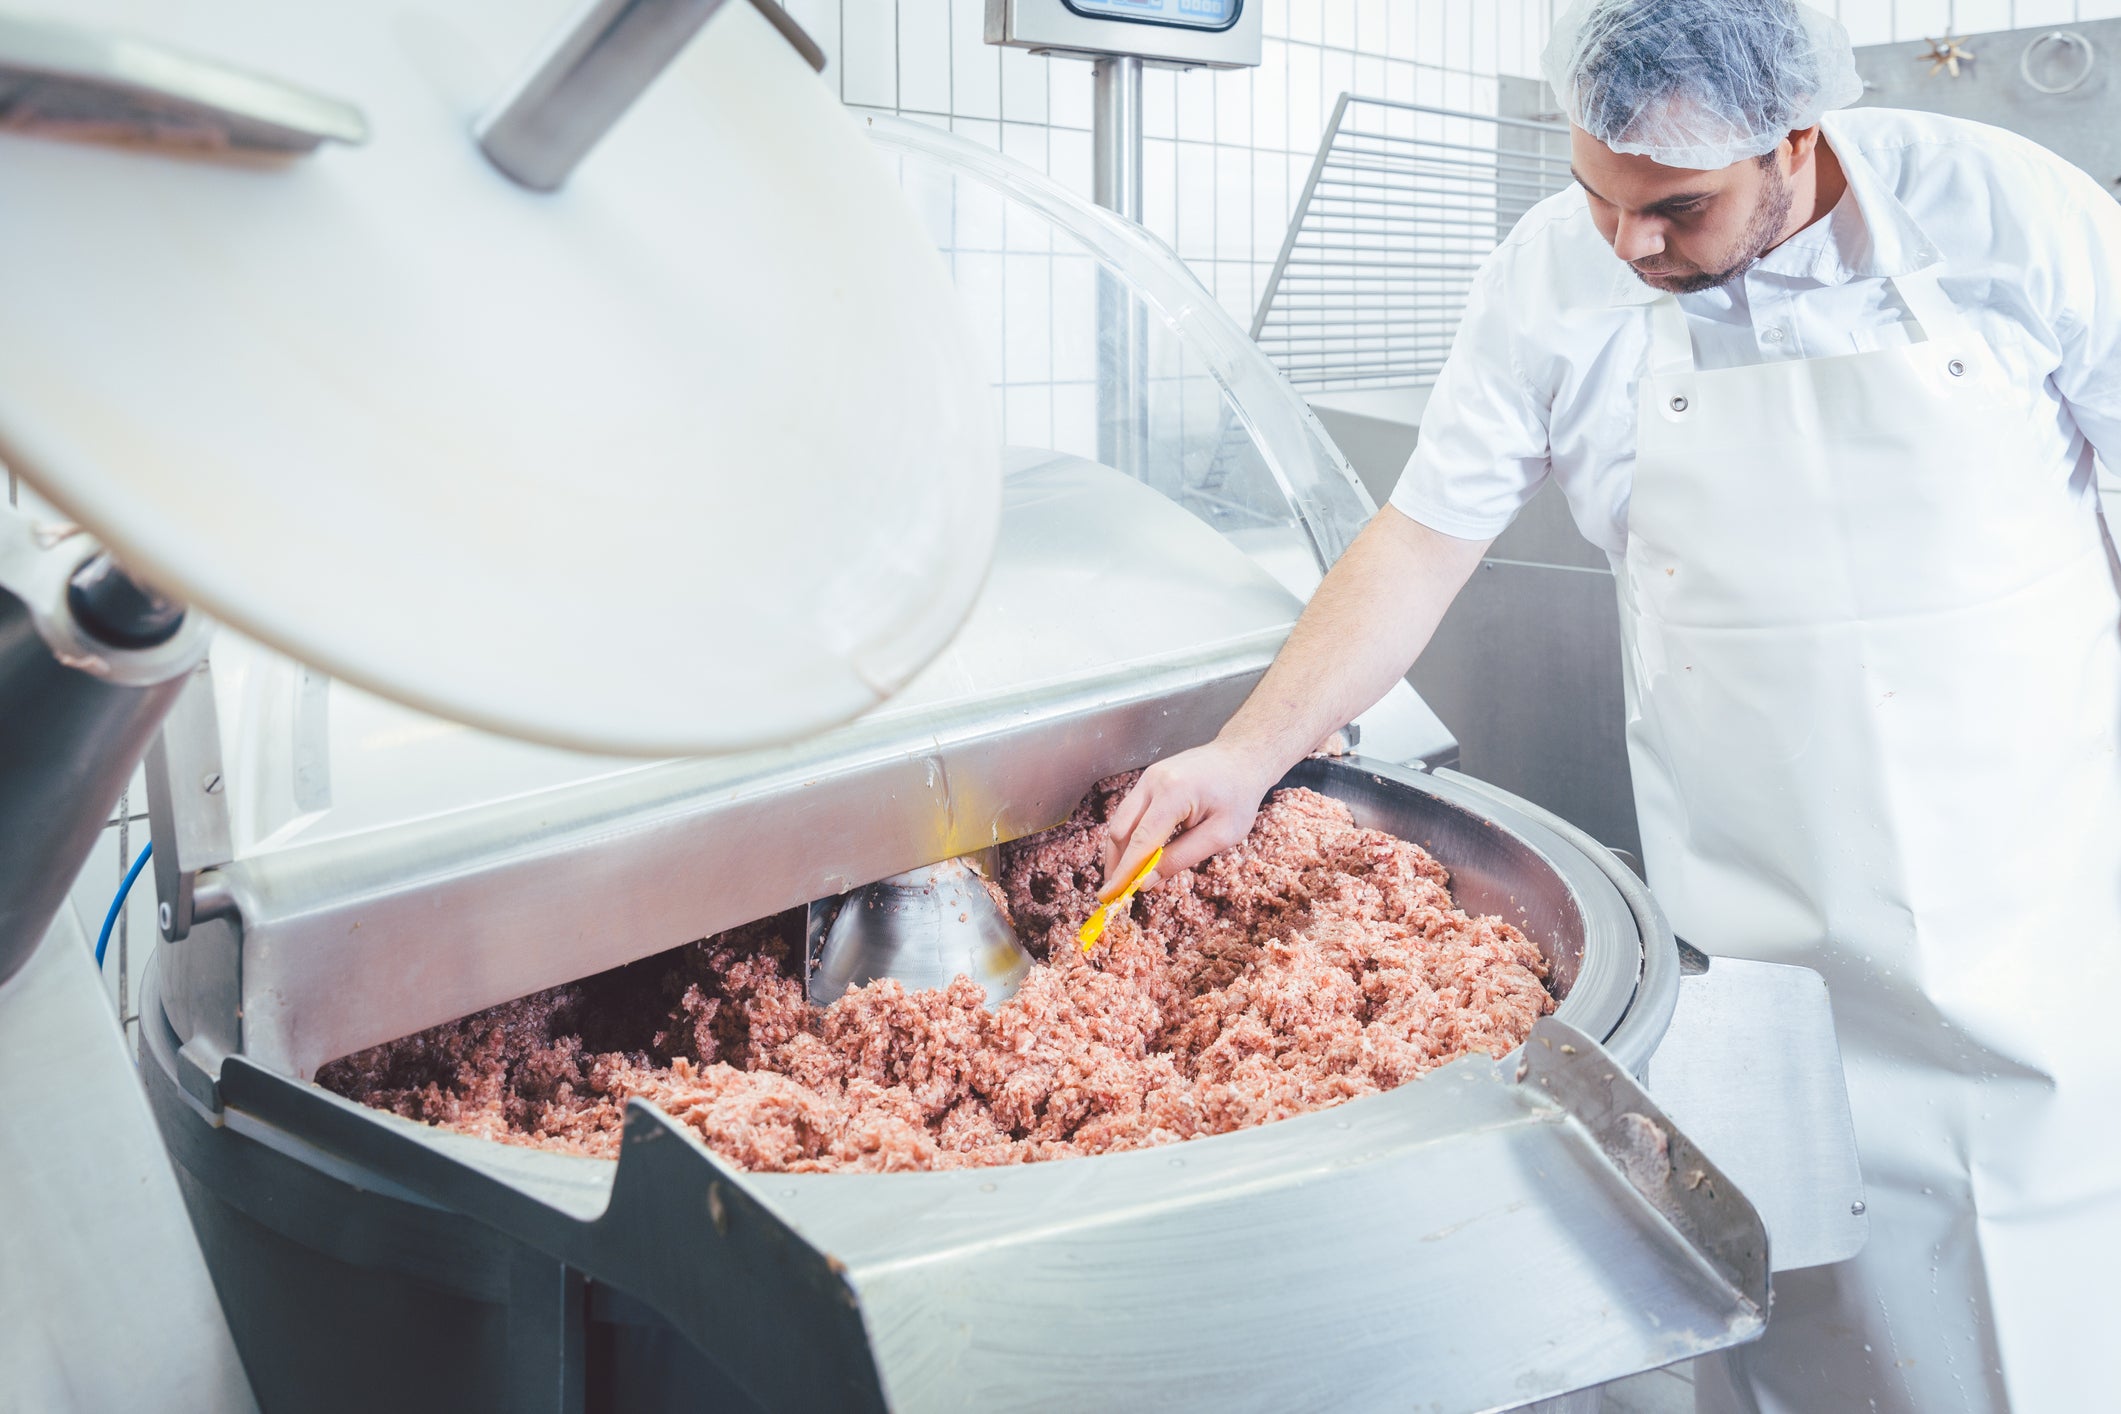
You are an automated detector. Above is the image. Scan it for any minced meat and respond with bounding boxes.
[318,776,1553,1172]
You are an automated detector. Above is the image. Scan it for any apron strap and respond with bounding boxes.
[1646,295,1698,420]
[1646,271,1971,412]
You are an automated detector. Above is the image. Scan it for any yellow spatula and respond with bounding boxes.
[1078,846,1163,951]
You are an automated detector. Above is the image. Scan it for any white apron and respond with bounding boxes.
[1618,268,2121,1414]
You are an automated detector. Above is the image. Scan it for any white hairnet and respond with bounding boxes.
[1541,0,1864,170]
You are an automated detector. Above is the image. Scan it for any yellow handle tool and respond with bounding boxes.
[1079,846,1163,951]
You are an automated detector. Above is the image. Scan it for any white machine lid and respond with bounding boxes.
[0,0,999,755]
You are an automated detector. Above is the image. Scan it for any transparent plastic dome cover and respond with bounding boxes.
[862,114,1375,596]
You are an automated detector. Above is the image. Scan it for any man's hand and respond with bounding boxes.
[1095,506,1491,901]
[1099,740,1282,899]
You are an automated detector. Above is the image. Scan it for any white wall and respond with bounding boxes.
[1851,0,2121,49]
[782,0,2121,332]
[784,0,1564,328]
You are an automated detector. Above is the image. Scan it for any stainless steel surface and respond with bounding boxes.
[1854,17,2121,199]
[193,454,1305,1078]
[1091,54,1151,477]
[1521,1020,1767,1306]
[0,9,365,153]
[0,510,207,985]
[156,955,1767,1414]
[480,0,718,193]
[144,662,232,945]
[1645,958,1868,1273]
[477,0,822,192]
[1253,93,1574,392]
[2,899,254,1409]
[1090,54,1142,220]
[807,858,1031,1008]
[983,0,1262,68]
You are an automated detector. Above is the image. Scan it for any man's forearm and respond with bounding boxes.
[1217,504,1491,772]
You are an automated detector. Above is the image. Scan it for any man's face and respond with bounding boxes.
[1570,127,1792,293]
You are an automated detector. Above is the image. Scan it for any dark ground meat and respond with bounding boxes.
[319,776,1553,1172]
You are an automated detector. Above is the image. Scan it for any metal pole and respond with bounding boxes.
[1091,55,1151,483]
[478,0,734,192]
[477,0,823,192]
[1091,55,1144,220]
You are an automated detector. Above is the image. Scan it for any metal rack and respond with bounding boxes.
[1252,94,1573,392]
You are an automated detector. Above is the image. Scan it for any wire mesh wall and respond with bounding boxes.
[1251,95,1573,393]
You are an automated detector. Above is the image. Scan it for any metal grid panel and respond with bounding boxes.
[1251,94,1573,392]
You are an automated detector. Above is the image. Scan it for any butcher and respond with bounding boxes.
[1101,1,2121,1409]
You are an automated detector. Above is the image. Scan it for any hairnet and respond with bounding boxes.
[1541,0,1864,170]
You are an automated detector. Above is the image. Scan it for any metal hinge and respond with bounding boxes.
[144,662,236,942]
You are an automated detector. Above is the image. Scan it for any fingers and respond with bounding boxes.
[1157,811,1250,879]
[1100,777,1154,877]
[1102,793,1190,902]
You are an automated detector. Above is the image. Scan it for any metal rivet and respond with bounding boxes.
[158,901,173,932]
[1851,1199,1867,1216]
[1669,394,1689,413]
[1947,359,1966,377]
[201,771,223,794]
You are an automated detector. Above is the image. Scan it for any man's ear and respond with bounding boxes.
[1784,125,1824,173]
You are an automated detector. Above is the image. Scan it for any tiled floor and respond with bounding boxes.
[1599,1363,1695,1414]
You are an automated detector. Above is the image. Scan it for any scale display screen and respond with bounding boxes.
[1061,0,1242,31]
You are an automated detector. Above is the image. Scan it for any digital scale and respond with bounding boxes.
[986,0,1258,73]
[986,0,1261,220]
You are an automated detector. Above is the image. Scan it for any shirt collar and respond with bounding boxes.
[1603,110,1944,306]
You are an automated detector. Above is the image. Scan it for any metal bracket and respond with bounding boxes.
[1520,1017,1770,1307]
[145,663,235,943]
[477,0,825,192]
[0,11,366,153]
[175,1031,233,1117]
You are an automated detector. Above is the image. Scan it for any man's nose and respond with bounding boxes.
[1612,213,1665,263]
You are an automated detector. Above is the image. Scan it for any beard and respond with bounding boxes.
[1631,171,1795,294]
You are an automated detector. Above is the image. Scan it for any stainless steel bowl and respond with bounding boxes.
[143,756,1681,1414]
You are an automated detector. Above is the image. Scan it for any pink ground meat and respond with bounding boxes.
[318,776,1554,1172]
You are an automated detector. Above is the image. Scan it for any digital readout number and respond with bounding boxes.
[1068,0,1239,25]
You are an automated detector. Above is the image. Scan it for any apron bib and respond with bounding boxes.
[1620,270,2121,1414]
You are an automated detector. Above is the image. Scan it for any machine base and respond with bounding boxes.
[0,911,253,1412]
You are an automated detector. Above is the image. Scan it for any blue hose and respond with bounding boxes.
[96,840,153,971]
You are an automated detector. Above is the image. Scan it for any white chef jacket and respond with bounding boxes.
[1387,106,2121,558]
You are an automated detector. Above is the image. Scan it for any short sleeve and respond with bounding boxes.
[2048,163,2121,468]
[1386,254,1554,539]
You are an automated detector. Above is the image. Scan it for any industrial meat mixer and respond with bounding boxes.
[134,120,1864,1414]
